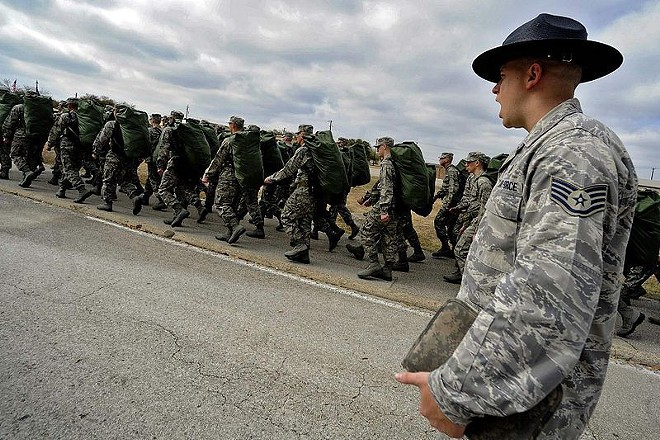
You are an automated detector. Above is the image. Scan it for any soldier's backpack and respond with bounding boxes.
[485,153,509,185]
[625,189,660,267]
[176,119,211,176]
[199,120,221,157]
[114,104,150,159]
[77,99,105,151]
[309,130,350,203]
[23,94,54,142]
[0,91,23,129]
[390,141,435,216]
[260,131,284,177]
[232,129,264,188]
[349,141,371,187]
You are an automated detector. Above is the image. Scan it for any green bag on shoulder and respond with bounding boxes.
[232,130,264,188]
[78,99,105,151]
[260,131,284,176]
[308,130,350,202]
[24,95,54,142]
[390,141,435,216]
[114,105,150,159]
[199,121,221,157]
[176,119,211,176]
[350,141,371,187]
[0,91,23,128]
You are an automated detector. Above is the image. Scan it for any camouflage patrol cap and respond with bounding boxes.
[464,151,488,163]
[439,152,453,160]
[247,124,261,132]
[297,124,313,135]
[374,137,394,148]
[228,116,244,128]
[170,110,184,120]
[283,132,293,139]
[150,113,162,122]
[66,97,78,105]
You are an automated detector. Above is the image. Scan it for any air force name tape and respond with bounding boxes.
[551,177,608,218]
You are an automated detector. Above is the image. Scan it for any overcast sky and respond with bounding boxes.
[2,0,659,178]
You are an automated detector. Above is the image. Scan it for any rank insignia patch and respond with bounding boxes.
[550,177,608,218]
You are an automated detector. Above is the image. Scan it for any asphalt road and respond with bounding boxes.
[1,174,659,439]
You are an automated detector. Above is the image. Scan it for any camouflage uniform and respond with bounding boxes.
[48,107,86,193]
[359,155,398,267]
[433,162,462,249]
[267,141,315,250]
[142,123,163,204]
[453,170,493,272]
[3,104,33,174]
[205,134,243,231]
[429,99,638,438]
[93,120,142,204]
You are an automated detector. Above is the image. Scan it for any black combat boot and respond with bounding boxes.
[55,187,67,198]
[139,193,150,206]
[327,228,345,251]
[97,201,113,212]
[348,221,360,240]
[227,225,246,244]
[152,198,167,211]
[393,250,409,272]
[443,269,462,284]
[432,239,454,259]
[74,188,94,204]
[358,261,391,281]
[169,204,190,228]
[0,168,8,180]
[408,245,426,262]
[285,244,310,263]
[246,224,265,238]
[196,205,209,224]
[18,170,39,188]
[346,242,365,260]
[131,196,143,215]
[310,226,319,240]
[215,227,231,242]
[47,172,60,185]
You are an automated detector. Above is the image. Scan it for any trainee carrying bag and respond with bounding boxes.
[114,105,150,159]
[402,299,563,440]
[77,99,105,151]
[309,130,350,203]
[232,129,264,188]
[390,141,434,216]
[23,95,54,142]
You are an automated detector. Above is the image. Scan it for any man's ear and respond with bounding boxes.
[527,63,542,88]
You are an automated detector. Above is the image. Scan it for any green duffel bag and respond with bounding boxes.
[232,129,264,188]
[260,130,284,176]
[0,91,23,129]
[391,141,434,216]
[308,130,349,202]
[350,141,371,187]
[115,105,150,159]
[199,121,221,157]
[485,153,509,185]
[626,189,660,267]
[176,119,211,176]
[24,95,54,142]
[77,99,104,150]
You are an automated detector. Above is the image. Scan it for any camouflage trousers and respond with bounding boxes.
[329,192,355,227]
[281,185,314,248]
[434,207,459,246]
[0,139,10,172]
[236,187,264,226]
[214,177,242,229]
[454,221,477,272]
[102,151,141,203]
[10,134,35,173]
[395,208,422,252]
[60,142,86,191]
[360,208,399,265]
[618,263,657,322]
[51,144,62,177]
[159,166,201,210]
[259,182,281,219]
[142,158,163,201]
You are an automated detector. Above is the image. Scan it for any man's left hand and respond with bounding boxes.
[395,371,466,438]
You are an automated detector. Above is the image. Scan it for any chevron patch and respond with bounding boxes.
[550,177,608,218]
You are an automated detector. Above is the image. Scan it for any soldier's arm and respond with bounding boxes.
[443,168,461,205]
[92,121,113,158]
[267,146,305,183]
[378,160,395,215]
[204,136,231,178]
[47,114,63,148]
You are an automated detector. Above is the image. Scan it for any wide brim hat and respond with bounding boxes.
[472,13,623,83]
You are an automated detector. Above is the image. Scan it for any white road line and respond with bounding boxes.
[87,216,433,317]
